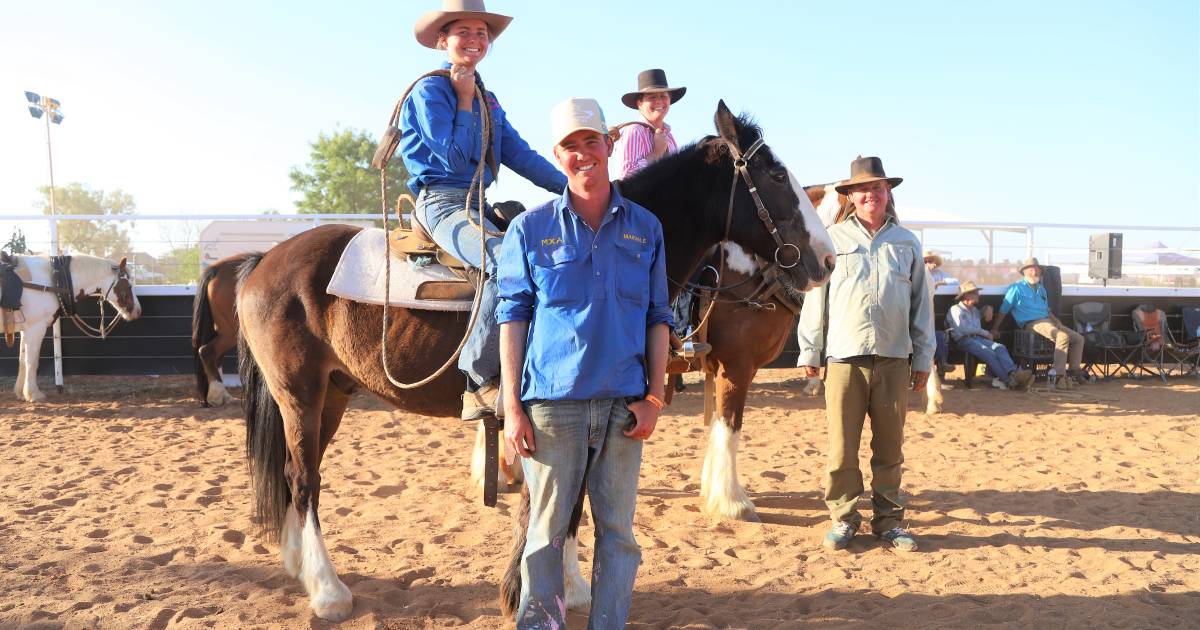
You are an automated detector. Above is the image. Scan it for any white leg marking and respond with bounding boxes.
[206,380,234,406]
[14,335,26,397]
[280,504,303,579]
[926,369,944,414]
[802,377,824,397]
[20,326,47,402]
[562,536,591,611]
[700,420,757,521]
[299,505,352,621]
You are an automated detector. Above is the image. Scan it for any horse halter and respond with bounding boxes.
[724,135,803,269]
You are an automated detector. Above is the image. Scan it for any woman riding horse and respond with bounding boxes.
[401,0,567,421]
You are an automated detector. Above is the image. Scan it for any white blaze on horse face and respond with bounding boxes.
[787,171,836,284]
[721,243,759,275]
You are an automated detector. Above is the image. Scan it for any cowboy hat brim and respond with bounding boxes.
[834,175,903,194]
[414,9,513,49]
[621,86,687,109]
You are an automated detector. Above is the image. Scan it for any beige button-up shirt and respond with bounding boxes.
[796,215,936,372]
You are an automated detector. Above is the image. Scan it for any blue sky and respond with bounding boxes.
[2,1,1197,256]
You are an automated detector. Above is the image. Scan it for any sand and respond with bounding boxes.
[1,370,1197,629]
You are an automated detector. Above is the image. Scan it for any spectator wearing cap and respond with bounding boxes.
[613,69,686,178]
[496,97,672,628]
[946,281,1032,390]
[991,257,1086,389]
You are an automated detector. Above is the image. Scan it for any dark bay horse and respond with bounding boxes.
[235,101,835,621]
[192,253,254,407]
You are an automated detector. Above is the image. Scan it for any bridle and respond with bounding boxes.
[36,257,131,339]
[724,135,803,270]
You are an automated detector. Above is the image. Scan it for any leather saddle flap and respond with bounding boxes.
[388,224,467,270]
[415,280,475,302]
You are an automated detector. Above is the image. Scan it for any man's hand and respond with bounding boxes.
[449,63,477,109]
[503,406,535,465]
[911,370,930,392]
[623,400,660,440]
[804,366,821,379]
[981,305,994,321]
[982,330,993,340]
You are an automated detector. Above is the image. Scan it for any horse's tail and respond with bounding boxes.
[191,262,221,406]
[237,253,289,541]
[499,484,531,618]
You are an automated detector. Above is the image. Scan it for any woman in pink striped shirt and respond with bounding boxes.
[614,68,686,179]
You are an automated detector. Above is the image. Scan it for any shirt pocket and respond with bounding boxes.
[614,238,653,305]
[881,243,915,283]
[833,244,866,283]
[530,245,584,306]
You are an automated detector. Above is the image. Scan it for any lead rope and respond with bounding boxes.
[378,70,497,389]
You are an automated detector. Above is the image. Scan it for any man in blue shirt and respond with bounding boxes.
[496,97,671,629]
[991,257,1086,389]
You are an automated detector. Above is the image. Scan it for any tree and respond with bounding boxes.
[39,183,135,259]
[4,228,29,254]
[158,243,200,285]
[289,128,410,215]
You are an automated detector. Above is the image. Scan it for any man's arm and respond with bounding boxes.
[909,257,936,376]
[500,321,534,459]
[992,283,1018,335]
[796,283,827,371]
[625,323,668,440]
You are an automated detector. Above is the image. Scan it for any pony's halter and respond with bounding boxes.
[724,135,802,269]
[77,263,130,340]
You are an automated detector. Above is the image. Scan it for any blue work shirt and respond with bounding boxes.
[999,279,1050,326]
[399,63,567,195]
[496,185,673,402]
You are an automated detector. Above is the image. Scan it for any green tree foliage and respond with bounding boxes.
[157,243,200,285]
[289,128,410,215]
[4,229,29,254]
[39,183,135,259]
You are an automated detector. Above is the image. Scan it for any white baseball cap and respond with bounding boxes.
[550,97,608,146]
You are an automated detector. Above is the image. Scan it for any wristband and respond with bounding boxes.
[644,394,665,410]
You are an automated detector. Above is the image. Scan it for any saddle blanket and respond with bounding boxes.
[326,228,472,312]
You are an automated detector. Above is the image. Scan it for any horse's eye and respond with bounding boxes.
[771,171,788,184]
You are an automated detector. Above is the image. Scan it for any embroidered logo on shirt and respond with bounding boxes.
[487,95,500,110]
[540,237,564,247]
[622,233,647,245]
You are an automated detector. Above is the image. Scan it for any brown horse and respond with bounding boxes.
[234,102,834,621]
[192,253,254,407]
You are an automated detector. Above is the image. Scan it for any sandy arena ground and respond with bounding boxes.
[1,369,1197,629]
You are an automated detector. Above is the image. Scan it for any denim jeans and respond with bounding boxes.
[414,186,503,386]
[934,330,950,365]
[956,335,1016,380]
[518,398,644,630]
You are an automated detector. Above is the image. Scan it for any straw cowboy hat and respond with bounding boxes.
[621,69,687,109]
[1019,257,1041,273]
[414,0,513,49]
[834,156,904,194]
[955,280,982,301]
[550,97,608,146]
[922,250,944,268]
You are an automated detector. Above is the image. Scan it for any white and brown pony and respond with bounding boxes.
[5,254,141,402]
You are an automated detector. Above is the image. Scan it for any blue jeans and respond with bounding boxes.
[414,186,503,386]
[956,336,1016,380]
[935,330,949,365]
[518,398,644,630]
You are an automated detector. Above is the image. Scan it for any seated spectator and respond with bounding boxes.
[990,257,1086,390]
[947,281,1033,390]
[924,251,959,288]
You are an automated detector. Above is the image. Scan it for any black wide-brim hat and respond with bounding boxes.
[621,69,686,109]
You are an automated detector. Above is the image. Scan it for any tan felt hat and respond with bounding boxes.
[414,0,512,49]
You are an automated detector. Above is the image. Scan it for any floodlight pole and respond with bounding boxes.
[40,98,65,392]
[44,112,58,218]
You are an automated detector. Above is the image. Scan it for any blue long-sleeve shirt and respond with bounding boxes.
[399,63,567,195]
[496,185,673,402]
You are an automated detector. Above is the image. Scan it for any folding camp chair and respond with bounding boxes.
[1071,301,1140,379]
[1130,305,1168,382]
[1162,308,1200,377]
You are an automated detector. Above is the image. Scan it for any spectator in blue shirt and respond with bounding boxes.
[946,281,1032,390]
[991,257,1086,389]
[402,1,568,420]
[496,97,671,629]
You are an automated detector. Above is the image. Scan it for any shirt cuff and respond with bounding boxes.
[797,348,822,368]
[496,302,531,324]
[646,307,673,329]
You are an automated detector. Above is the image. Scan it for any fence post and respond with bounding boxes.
[49,218,64,392]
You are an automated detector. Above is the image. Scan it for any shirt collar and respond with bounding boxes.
[849,213,895,238]
[555,183,627,219]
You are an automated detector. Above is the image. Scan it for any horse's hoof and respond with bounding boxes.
[310,583,353,621]
[926,404,942,415]
[27,392,46,403]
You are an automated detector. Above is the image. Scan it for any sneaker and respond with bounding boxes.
[462,380,500,421]
[1010,369,1033,388]
[1068,369,1089,385]
[991,378,1008,390]
[822,519,860,551]
[877,526,918,552]
[1054,375,1074,391]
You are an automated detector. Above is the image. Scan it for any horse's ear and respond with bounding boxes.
[118,257,127,271]
[714,100,738,145]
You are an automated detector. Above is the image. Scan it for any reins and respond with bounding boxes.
[375,69,498,389]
